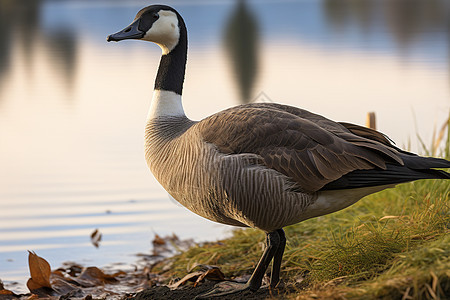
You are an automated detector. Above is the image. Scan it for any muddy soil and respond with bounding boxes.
[130,281,293,300]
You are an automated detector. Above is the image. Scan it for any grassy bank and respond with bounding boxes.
[155,180,448,299]
[154,129,450,299]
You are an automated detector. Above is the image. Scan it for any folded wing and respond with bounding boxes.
[198,103,418,193]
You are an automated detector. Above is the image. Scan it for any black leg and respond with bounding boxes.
[247,230,281,291]
[195,230,282,299]
[270,228,286,288]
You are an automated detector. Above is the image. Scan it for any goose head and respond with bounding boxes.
[107,5,184,55]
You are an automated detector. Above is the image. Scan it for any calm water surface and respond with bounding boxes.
[1,0,449,292]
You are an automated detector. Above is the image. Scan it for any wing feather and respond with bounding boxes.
[197,103,404,193]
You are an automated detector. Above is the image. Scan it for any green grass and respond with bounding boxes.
[154,125,450,299]
[156,180,448,299]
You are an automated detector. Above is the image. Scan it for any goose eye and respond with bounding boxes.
[152,13,159,20]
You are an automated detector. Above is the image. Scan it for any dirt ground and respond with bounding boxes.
[130,281,293,300]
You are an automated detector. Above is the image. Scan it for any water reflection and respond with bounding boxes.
[44,27,78,92]
[385,0,447,47]
[0,0,41,91]
[323,0,374,32]
[0,0,77,96]
[223,0,260,104]
[0,0,449,292]
[324,0,449,49]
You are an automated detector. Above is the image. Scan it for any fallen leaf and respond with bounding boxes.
[169,271,204,289]
[61,262,83,277]
[26,285,58,298]
[170,266,226,289]
[152,234,166,246]
[0,288,16,295]
[194,268,225,287]
[0,280,15,296]
[111,271,127,277]
[75,267,119,287]
[26,278,42,292]
[27,251,52,289]
[51,278,83,297]
[90,229,102,248]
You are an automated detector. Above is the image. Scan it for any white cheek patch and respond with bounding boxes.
[143,10,180,55]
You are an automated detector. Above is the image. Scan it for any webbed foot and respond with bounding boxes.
[195,229,287,299]
[194,281,250,299]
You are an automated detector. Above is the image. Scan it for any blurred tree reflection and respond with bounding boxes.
[0,0,42,94]
[384,0,447,47]
[323,0,449,85]
[224,0,260,104]
[0,1,12,88]
[323,0,448,48]
[0,0,77,98]
[45,27,78,92]
[324,0,376,32]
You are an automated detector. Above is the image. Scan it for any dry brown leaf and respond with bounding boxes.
[27,251,52,289]
[170,266,226,289]
[111,271,127,277]
[169,271,204,289]
[25,284,57,298]
[26,278,42,292]
[51,277,83,297]
[90,229,102,248]
[61,263,83,277]
[194,268,225,287]
[0,280,16,296]
[152,234,166,246]
[0,288,15,295]
[76,267,119,287]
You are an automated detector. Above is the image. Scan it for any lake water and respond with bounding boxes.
[1,0,449,293]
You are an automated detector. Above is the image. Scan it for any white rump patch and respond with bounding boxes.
[302,185,394,220]
[143,10,180,54]
[147,89,185,120]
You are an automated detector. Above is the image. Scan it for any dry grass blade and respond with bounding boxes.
[378,216,401,221]
[432,116,449,156]
[425,283,437,300]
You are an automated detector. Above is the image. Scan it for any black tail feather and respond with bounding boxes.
[401,154,450,170]
[322,155,450,191]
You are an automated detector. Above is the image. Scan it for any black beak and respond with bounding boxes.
[107,19,145,42]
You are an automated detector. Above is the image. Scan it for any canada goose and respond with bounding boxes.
[107,5,450,298]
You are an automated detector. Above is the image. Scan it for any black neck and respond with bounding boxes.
[154,19,187,95]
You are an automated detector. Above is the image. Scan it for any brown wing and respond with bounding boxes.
[338,122,394,147]
[197,104,404,193]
